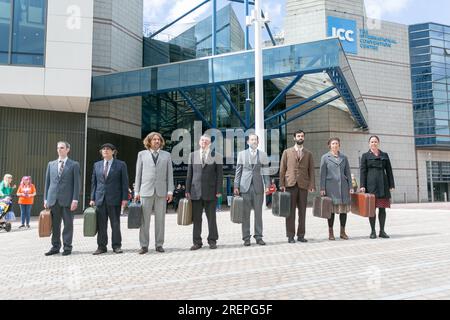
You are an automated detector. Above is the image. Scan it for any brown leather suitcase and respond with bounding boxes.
[312,196,333,219]
[351,193,376,217]
[177,198,192,226]
[38,209,52,237]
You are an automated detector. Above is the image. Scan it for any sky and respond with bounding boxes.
[143,0,450,41]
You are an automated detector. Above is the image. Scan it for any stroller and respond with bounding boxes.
[0,197,14,232]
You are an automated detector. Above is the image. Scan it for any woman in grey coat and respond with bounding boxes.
[320,137,353,240]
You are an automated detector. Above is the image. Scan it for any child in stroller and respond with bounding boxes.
[0,196,14,232]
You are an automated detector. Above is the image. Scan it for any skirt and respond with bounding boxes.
[331,204,351,214]
[375,198,391,208]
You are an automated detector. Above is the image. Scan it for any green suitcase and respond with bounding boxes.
[83,206,97,237]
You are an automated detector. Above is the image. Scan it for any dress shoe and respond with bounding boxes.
[209,243,217,249]
[113,248,123,254]
[379,231,390,239]
[288,237,296,244]
[190,244,202,251]
[243,239,251,246]
[62,250,71,256]
[370,231,377,239]
[138,247,148,254]
[297,237,308,243]
[256,239,266,246]
[93,249,107,255]
[155,246,165,253]
[44,249,59,256]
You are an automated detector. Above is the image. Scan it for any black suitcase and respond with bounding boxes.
[128,202,143,229]
[272,191,291,218]
[230,196,244,224]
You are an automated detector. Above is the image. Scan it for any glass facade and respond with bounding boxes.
[409,23,450,147]
[0,0,47,66]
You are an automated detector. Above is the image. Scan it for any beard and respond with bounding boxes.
[295,140,304,145]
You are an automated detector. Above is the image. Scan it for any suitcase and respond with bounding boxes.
[230,196,244,224]
[272,192,291,218]
[128,202,143,229]
[38,209,52,237]
[83,206,97,237]
[312,196,333,219]
[177,198,193,226]
[351,193,376,217]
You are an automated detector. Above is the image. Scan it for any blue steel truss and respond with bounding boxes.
[92,38,369,130]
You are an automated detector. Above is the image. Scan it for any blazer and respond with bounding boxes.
[91,159,129,206]
[320,152,352,205]
[279,146,315,190]
[360,150,395,199]
[135,149,174,198]
[44,158,81,207]
[186,150,223,201]
[234,149,270,194]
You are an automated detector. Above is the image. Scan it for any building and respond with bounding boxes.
[1,0,449,216]
[409,22,450,201]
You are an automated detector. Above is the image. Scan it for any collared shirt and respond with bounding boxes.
[58,157,68,175]
[294,145,304,152]
[103,158,114,177]
[150,148,160,155]
[200,147,210,163]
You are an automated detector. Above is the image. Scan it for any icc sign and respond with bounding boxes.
[327,16,358,54]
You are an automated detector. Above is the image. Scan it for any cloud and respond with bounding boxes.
[365,0,411,19]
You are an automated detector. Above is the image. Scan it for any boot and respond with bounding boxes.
[340,227,349,240]
[328,228,335,241]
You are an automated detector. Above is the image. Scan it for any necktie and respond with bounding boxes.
[202,151,206,167]
[103,161,109,178]
[58,160,64,177]
[152,152,158,165]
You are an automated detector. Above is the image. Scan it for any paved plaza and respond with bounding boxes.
[1,203,449,300]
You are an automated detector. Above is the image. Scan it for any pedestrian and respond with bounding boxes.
[279,130,315,243]
[135,132,174,254]
[319,138,353,241]
[360,135,395,239]
[186,135,223,250]
[17,176,37,229]
[234,133,270,246]
[90,143,129,255]
[43,141,81,256]
[0,174,16,198]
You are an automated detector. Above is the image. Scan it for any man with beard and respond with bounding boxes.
[279,130,315,243]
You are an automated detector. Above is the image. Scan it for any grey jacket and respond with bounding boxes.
[135,149,174,198]
[44,158,81,207]
[234,149,270,194]
[320,152,352,205]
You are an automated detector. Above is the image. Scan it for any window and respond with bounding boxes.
[0,0,11,64]
[0,0,46,66]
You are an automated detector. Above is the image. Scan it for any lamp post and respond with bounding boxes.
[247,0,266,152]
[428,152,434,202]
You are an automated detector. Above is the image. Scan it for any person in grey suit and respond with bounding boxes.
[90,143,129,255]
[234,134,270,246]
[44,141,81,256]
[135,132,174,254]
[186,135,223,250]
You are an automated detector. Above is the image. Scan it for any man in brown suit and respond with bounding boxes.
[279,130,315,243]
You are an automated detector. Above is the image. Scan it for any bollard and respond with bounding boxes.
[445,192,448,203]
[404,192,407,204]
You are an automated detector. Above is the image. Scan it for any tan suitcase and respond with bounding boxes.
[312,196,333,219]
[177,198,192,226]
[38,209,52,237]
[351,193,376,217]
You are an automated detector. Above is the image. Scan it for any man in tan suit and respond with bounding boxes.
[279,130,315,243]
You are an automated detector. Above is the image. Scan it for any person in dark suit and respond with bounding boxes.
[360,135,395,239]
[279,130,315,243]
[44,141,81,256]
[186,135,223,250]
[90,143,129,255]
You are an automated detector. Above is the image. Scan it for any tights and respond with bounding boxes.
[327,213,347,228]
[369,208,386,231]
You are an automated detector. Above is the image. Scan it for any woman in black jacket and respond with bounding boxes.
[360,136,395,239]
